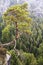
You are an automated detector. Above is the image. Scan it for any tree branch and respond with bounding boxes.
[0,39,16,49]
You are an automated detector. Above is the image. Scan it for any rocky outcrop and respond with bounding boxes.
[3,54,11,65]
[0,48,11,65]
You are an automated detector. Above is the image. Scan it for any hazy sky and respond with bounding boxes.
[0,0,43,14]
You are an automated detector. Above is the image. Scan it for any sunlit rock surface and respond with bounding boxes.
[4,54,11,65]
[1,54,11,65]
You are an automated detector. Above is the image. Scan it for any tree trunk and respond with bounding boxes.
[14,22,18,49]
[15,22,18,40]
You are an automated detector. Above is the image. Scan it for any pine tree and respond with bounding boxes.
[3,3,32,49]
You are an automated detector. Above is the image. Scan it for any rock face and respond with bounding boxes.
[3,54,11,65]
[0,48,11,65]
[0,48,6,65]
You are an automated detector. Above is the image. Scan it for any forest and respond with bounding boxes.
[0,1,43,65]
